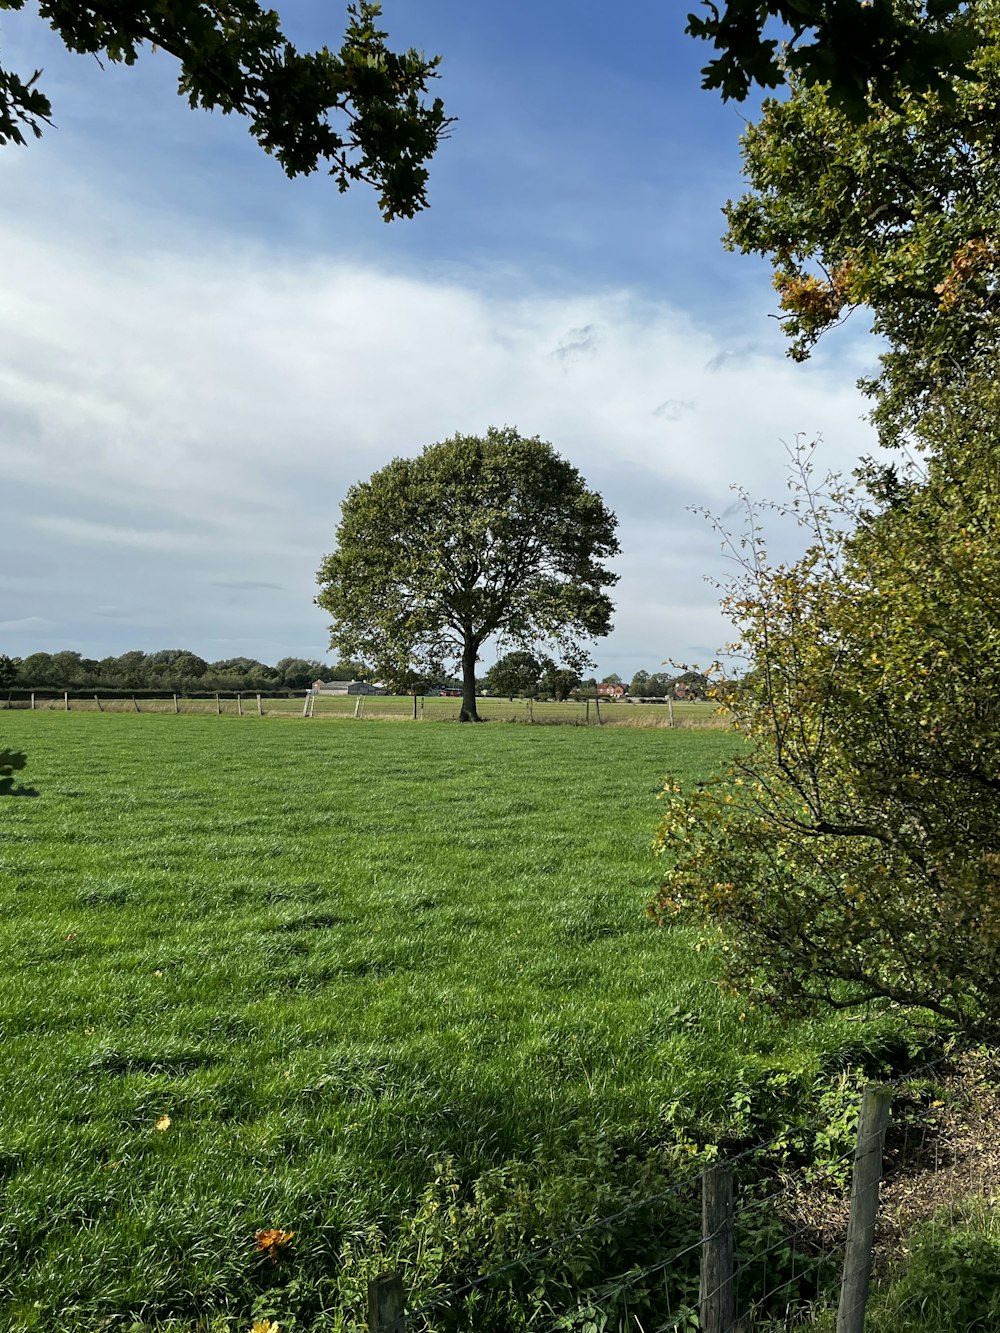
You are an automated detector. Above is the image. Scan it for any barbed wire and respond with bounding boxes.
[406,1044,961,1325]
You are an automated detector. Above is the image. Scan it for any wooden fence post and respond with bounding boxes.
[257,693,263,716]
[95,696,103,712]
[237,693,243,717]
[595,697,602,726]
[132,695,141,713]
[700,1162,736,1333]
[368,1271,405,1332]
[30,693,34,711]
[174,694,179,714]
[667,696,675,727]
[413,693,418,720]
[837,1085,893,1333]
[64,692,70,711]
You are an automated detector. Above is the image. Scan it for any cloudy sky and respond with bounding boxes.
[0,1,884,677]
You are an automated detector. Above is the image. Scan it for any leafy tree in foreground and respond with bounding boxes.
[1,1,449,220]
[649,400,1000,1039]
[725,3,1000,446]
[315,427,620,722]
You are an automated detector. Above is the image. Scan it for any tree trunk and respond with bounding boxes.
[459,638,481,722]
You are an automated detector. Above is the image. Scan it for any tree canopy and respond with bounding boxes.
[689,0,981,115]
[0,0,449,219]
[650,407,1000,1037]
[725,0,1000,445]
[483,650,544,698]
[315,427,620,722]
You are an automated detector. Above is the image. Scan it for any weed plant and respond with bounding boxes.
[0,715,907,1331]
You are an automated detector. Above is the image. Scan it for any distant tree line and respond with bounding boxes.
[1,648,712,701]
[0,650,371,694]
[481,654,709,701]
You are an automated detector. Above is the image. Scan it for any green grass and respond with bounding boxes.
[0,715,905,1332]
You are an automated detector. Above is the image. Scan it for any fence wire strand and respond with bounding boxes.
[403,1044,962,1328]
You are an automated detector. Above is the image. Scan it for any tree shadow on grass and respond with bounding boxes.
[0,750,38,797]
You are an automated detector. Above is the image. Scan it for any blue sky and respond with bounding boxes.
[0,2,882,678]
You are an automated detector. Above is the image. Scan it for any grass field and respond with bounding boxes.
[0,715,905,1331]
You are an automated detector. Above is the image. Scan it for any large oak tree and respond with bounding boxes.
[315,427,620,722]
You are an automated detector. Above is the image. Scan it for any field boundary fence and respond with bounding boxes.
[366,1051,993,1333]
[3,690,722,727]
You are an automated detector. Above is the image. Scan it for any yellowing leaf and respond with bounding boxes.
[255,1228,295,1262]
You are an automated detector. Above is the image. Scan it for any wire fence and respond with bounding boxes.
[4,691,723,727]
[365,1049,995,1333]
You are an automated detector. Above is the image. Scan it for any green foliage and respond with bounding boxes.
[0,653,19,689]
[539,656,583,701]
[484,650,544,697]
[725,2,1000,445]
[650,398,1000,1037]
[0,1,449,219]
[688,0,981,113]
[315,426,620,722]
[812,1203,1000,1332]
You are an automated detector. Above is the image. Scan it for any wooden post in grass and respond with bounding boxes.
[354,695,362,719]
[594,697,602,725]
[257,693,263,716]
[132,695,140,713]
[667,696,674,727]
[413,693,418,720]
[30,693,34,711]
[368,1272,405,1332]
[95,695,103,712]
[837,1085,892,1333]
[700,1162,736,1333]
[64,691,69,711]
[585,699,590,725]
[216,694,221,715]
[173,694,179,714]
[237,693,243,717]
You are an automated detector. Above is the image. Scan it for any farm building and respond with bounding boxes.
[596,682,626,698]
[311,680,388,696]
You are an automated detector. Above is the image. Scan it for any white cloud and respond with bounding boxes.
[0,198,882,671]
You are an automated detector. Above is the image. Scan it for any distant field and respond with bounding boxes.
[0,715,903,1331]
[10,693,722,727]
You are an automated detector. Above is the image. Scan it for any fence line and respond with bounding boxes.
[368,1051,968,1333]
[2,691,723,727]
